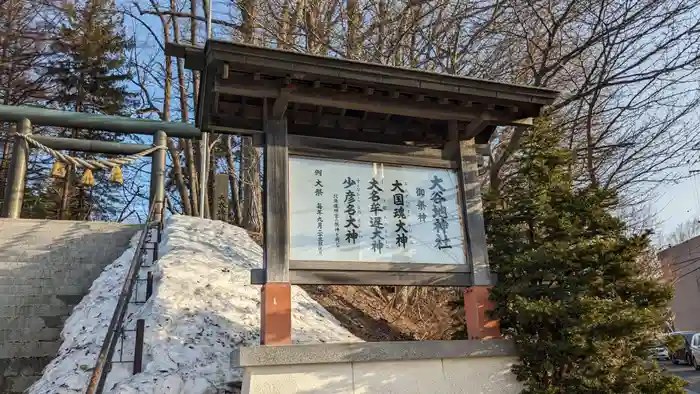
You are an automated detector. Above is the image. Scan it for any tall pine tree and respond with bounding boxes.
[45,0,133,220]
[483,118,685,393]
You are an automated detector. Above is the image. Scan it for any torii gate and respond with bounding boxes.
[0,105,201,221]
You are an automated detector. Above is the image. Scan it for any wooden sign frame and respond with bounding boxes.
[169,39,557,343]
[250,121,490,287]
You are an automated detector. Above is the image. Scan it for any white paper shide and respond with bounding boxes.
[289,157,466,265]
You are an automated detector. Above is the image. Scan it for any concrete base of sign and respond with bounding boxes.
[231,339,522,394]
[464,286,501,339]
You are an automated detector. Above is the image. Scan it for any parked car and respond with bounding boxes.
[691,333,700,370]
[670,331,699,365]
[648,344,671,361]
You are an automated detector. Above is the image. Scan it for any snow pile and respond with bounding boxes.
[28,215,360,394]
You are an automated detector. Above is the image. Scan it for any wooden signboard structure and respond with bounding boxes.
[167,40,558,344]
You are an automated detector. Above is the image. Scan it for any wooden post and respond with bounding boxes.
[458,138,490,286]
[462,286,500,339]
[260,100,291,345]
[453,122,500,339]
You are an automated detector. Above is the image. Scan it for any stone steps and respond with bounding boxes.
[0,219,138,393]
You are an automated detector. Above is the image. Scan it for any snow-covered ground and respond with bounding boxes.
[27,215,360,394]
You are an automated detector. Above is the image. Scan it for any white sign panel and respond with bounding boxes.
[289,156,466,265]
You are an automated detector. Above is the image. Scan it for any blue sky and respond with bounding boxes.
[654,173,698,239]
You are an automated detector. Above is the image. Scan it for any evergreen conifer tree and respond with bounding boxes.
[483,118,685,393]
[45,0,133,220]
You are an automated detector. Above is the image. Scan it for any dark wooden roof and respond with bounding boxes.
[166,41,559,146]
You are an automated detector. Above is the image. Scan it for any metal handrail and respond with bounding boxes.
[85,202,163,394]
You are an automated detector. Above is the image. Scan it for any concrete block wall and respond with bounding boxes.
[0,219,138,393]
[658,237,700,331]
[234,339,522,394]
[243,356,521,394]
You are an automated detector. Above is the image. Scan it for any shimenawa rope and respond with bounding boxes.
[11,133,164,170]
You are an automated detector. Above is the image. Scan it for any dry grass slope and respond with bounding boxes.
[303,285,463,341]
